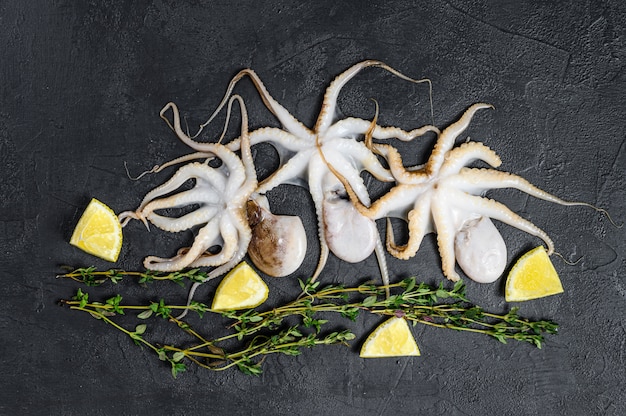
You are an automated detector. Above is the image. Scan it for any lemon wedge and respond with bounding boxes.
[70,198,123,262]
[505,246,563,302]
[211,262,269,311]
[360,316,421,358]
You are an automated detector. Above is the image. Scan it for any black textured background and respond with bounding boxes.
[2,1,625,415]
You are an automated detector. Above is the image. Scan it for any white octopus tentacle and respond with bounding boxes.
[370,184,428,220]
[445,188,555,254]
[373,234,391,297]
[316,61,380,134]
[129,151,217,179]
[430,190,462,282]
[324,138,395,183]
[326,118,439,143]
[425,103,493,175]
[438,142,502,177]
[374,143,430,184]
[140,163,227,209]
[215,151,248,194]
[174,95,257,320]
[183,203,253,313]
[138,184,220,216]
[203,207,252,276]
[370,106,495,185]
[308,155,330,282]
[334,172,427,221]
[225,127,312,153]
[143,216,222,271]
[386,193,432,260]
[234,102,260,201]
[322,150,372,205]
[160,69,314,148]
[315,60,432,134]
[214,69,314,138]
[187,216,238,268]
[118,163,226,229]
[147,204,220,233]
[256,148,314,194]
[444,168,596,211]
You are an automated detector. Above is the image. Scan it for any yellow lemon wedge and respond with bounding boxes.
[70,198,123,262]
[505,246,564,302]
[211,262,269,311]
[360,316,421,358]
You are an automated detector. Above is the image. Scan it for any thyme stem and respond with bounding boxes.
[59,272,558,377]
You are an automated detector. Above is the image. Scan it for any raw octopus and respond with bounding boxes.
[159,60,436,289]
[121,60,609,290]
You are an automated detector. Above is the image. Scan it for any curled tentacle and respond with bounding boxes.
[160,69,313,148]
[143,216,222,271]
[385,195,431,260]
[424,103,493,175]
[315,60,433,133]
[438,142,502,177]
[117,162,226,235]
[136,162,227,212]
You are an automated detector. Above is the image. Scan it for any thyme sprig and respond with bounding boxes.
[223,278,557,348]
[57,266,209,287]
[61,288,354,376]
[60,275,558,377]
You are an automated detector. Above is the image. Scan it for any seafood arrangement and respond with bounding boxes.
[118,59,605,292]
[60,59,618,376]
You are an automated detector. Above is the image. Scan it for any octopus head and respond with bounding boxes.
[454,216,507,283]
[246,196,307,277]
[322,172,378,263]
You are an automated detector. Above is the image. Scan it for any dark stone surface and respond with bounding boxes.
[1,1,625,415]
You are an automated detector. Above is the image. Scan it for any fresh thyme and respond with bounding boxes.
[59,272,558,377]
[57,266,209,287]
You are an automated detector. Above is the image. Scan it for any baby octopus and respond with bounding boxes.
[161,60,438,285]
[118,96,256,282]
[337,103,604,283]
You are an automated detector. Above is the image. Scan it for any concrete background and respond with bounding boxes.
[1,1,625,415]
